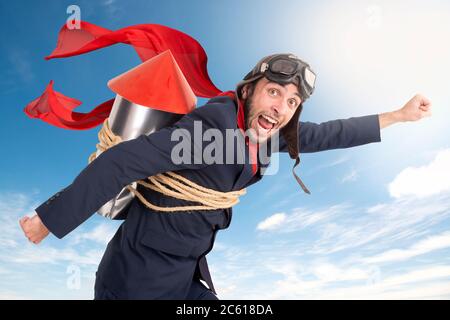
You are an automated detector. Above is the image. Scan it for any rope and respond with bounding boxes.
[88,118,246,212]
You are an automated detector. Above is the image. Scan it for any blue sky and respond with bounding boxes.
[1,0,450,299]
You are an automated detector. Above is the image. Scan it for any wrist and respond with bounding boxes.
[390,110,404,122]
[35,213,49,233]
[379,110,402,129]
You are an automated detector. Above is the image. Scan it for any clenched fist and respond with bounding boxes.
[379,94,432,129]
[398,94,432,122]
[19,214,49,244]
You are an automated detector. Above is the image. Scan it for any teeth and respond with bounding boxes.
[262,114,278,125]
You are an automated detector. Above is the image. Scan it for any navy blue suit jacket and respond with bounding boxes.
[36,95,381,299]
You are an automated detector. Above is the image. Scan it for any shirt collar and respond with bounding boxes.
[217,90,246,131]
[216,91,259,175]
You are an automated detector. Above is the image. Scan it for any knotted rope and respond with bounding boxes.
[88,119,246,212]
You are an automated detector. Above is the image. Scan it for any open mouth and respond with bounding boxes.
[257,114,278,133]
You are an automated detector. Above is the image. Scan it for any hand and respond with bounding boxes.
[379,94,432,129]
[19,214,50,244]
[397,94,432,122]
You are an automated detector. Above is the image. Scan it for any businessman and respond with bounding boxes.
[19,53,432,299]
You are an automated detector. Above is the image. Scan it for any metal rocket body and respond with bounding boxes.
[95,50,197,219]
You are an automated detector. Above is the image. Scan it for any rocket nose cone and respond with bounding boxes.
[108,50,196,114]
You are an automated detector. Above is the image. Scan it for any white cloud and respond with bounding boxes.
[389,149,450,198]
[72,223,117,245]
[311,263,370,282]
[366,203,387,213]
[7,48,35,83]
[0,191,110,299]
[210,189,450,299]
[101,0,121,18]
[256,213,286,231]
[311,265,450,300]
[383,265,450,287]
[209,239,450,299]
[256,204,349,233]
[363,231,450,264]
[325,155,350,168]
[256,193,450,254]
[0,191,108,265]
[307,155,350,175]
[309,194,450,255]
[341,169,359,183]
[0,192,39,248]
[7,246,104,266]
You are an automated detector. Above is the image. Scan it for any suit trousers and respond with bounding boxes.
[94,276,218,300]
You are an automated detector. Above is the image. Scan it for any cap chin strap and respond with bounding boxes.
[280,103,311,195]
[292,157,311,194]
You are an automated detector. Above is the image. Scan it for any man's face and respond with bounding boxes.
[242,77,302,143]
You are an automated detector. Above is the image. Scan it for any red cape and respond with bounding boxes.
[24,21,223,130]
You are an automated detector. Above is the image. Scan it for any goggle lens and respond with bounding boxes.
[304,67,316,89]
[270,59,298,75]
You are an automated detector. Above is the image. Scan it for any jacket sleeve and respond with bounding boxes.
[278,114,381,153]
[35,110,212,239]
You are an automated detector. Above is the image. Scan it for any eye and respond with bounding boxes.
[288,98,299,108]
[268,88,280,96]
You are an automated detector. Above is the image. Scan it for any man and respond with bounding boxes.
[19,53,432,299]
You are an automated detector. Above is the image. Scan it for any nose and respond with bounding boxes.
[271,99,289,116]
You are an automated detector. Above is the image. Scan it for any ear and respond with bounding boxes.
[241,84,250,99]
